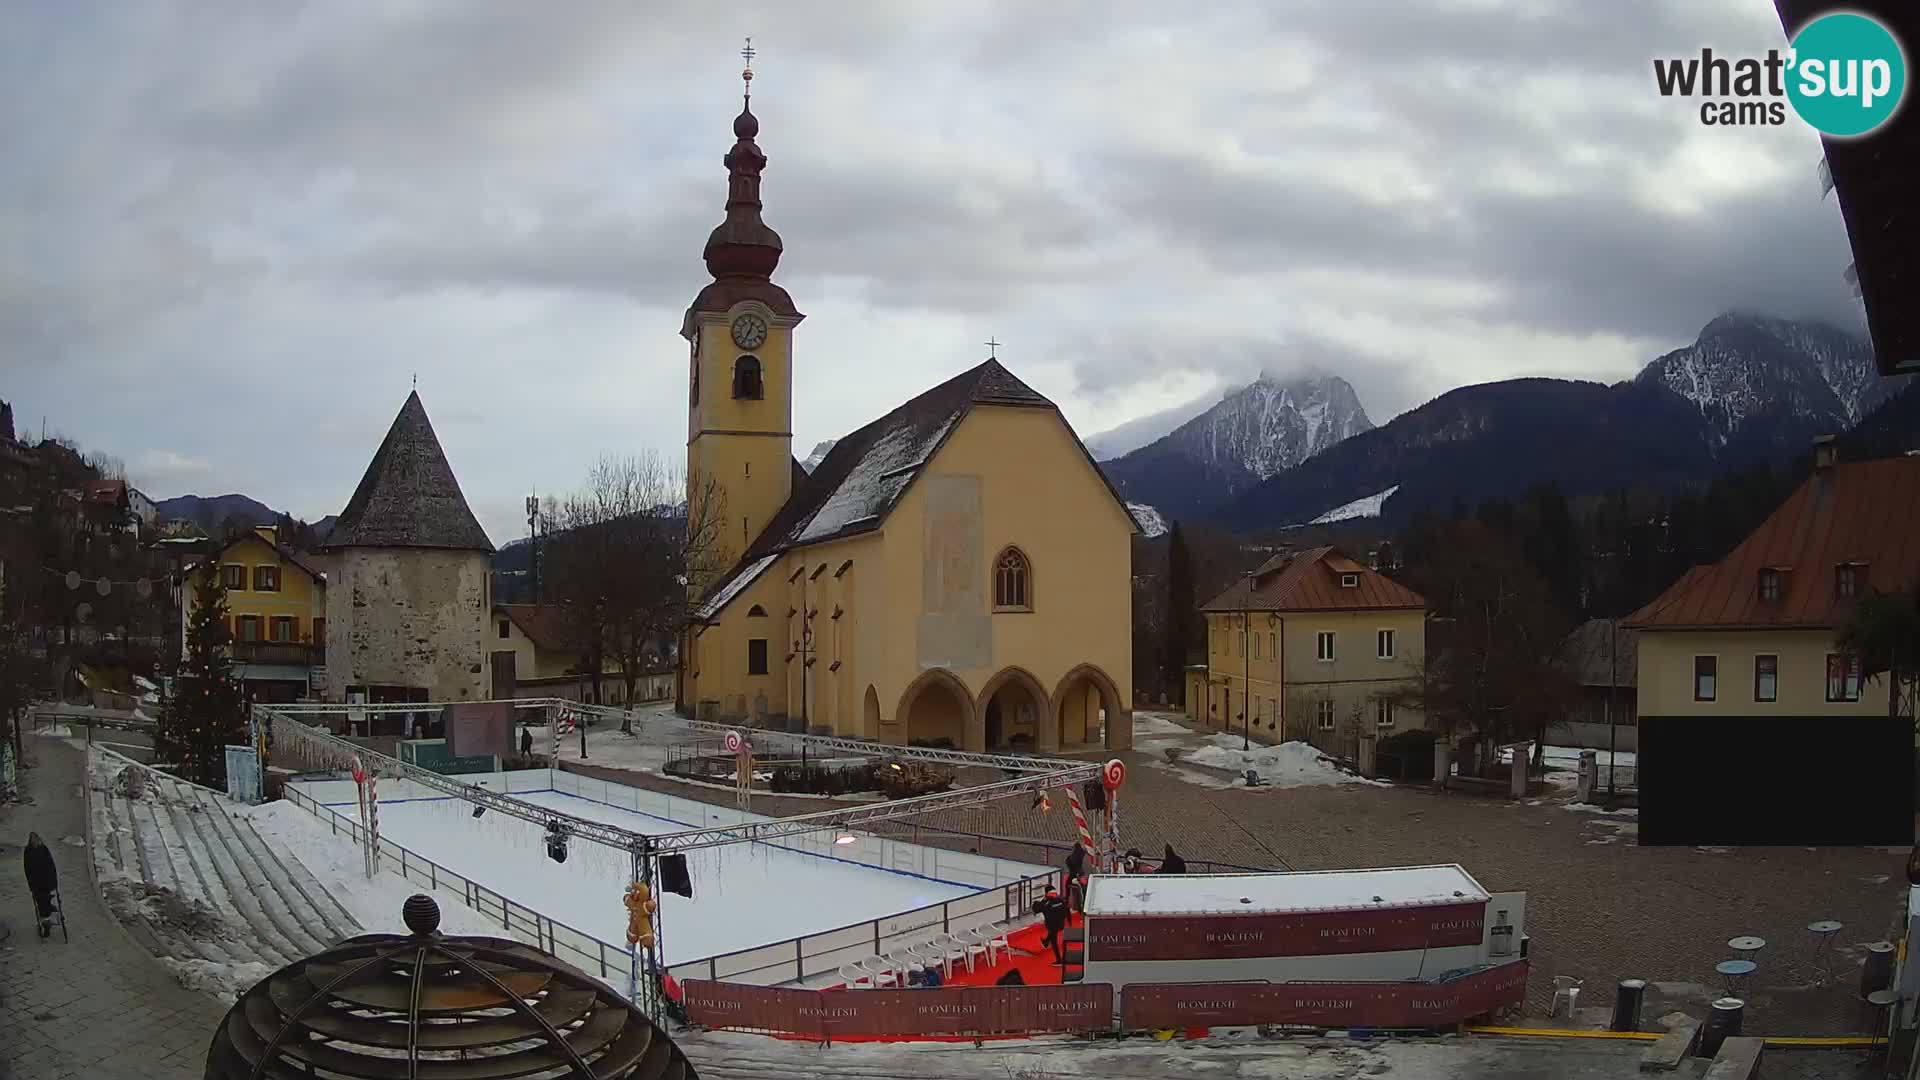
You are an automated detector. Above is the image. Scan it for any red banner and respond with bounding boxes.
[1120,960,1529,1031]
[1086,902,1486,962]
[682,981,1112,1037]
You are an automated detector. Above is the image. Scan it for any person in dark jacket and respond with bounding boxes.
[520,724,534,758]
[1033,888,1072,964]
[23,832,58,938]
[1158,844,1188,874]
[1063,842,1087,910]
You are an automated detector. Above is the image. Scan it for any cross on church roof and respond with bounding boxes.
[741,36,755,96]
[985,337,1001,359]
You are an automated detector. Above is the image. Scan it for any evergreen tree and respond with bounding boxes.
[1163,521,1194,704]
[156,571,245,785]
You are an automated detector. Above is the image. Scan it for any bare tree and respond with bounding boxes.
[545,455,730,731]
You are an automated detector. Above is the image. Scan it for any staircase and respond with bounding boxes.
[90,750,362,972]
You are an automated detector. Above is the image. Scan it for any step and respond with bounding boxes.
[228,805,362,945]
[1641,1018,1702,1072]
[1702,1037,1763,1080]
[187,785,332,956]
[174,783,315,962]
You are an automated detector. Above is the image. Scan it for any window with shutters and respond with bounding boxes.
[254,565,280,592]
[269,616,296,643]
[221,564,245,590]
[238,615,261,643]
[1693,655,1717,701]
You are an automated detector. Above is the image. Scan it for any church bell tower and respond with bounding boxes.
[683,40,804,575]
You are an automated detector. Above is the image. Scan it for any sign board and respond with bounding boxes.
[443,702,512,758]
[1120,960,1529,1030]
[225,745,261,804]
[683,982,1113,1038]
[399,739,499,776]
[1086,902,1487,962]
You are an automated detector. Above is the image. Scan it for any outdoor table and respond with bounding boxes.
[1808,920,1843,982]
[1866,989,1899,1053]
[1727,936,1765,960]
[1714,959,1757,996]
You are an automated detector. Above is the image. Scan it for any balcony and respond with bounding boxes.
[229,641,323,667]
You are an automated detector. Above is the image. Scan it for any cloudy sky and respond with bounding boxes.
[1,0,1864,544]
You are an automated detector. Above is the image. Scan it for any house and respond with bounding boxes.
[320,392,495,720]
[1555,617,1638,736]
[1191,547,1428,752]
[489,603,674,705]
[1625,439,1916,722]
[182,525,327,702]
[677,78,1135,751]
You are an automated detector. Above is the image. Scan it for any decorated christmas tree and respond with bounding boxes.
[156,570,245,786]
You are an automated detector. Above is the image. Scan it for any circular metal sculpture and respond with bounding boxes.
[205,894,697,1079]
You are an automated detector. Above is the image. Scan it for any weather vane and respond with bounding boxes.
[741,36,755,98]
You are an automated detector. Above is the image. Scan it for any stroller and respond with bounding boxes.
[34,888,68,943]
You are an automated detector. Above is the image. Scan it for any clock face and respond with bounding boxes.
[731,313,769,350]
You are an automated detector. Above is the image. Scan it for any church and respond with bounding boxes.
[677,65,1135,753]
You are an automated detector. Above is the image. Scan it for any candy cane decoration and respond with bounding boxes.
[1064,784,1094,855]
[365,772,381,879]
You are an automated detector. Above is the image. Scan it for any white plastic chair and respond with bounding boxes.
[973,923,1012,966]
[1549,976,1582,1018]
[931,933,971,976]
[838,963,871,989]
[860,955,898,988]
[885,947,925,982]
[952,930,989,972]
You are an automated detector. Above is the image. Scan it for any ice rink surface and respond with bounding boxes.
[328,787,979,966]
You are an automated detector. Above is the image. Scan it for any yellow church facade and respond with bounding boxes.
[675,76,1135,753]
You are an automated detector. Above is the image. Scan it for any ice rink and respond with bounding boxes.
[294,773,1044,969]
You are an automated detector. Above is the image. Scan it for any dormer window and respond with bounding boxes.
[1836,563,1864,599]
[732,355,763,400]
[1339,573,1359,588]
[1758,568,1783,603]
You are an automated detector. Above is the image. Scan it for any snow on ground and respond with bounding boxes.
[1563,803,1639,817]
[313,787,978,965]
[160,958,275,1002]
[1307,484,1400,525]
[240,800,501,938]
[1182,736,1389,789]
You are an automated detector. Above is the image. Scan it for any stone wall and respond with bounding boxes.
[323,547,489,701]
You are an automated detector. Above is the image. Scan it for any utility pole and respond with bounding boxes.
[525,494,541,604]
[1607,618,1618,796]
[1242,569,1253,751]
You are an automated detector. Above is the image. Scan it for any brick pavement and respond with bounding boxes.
[0,737,228,1080]
[559,714,1910,1036]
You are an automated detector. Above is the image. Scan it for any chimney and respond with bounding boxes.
[1813,434,1839,471]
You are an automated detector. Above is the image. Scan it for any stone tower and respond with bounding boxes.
[321,391,495,704]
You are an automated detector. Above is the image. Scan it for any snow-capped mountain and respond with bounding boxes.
[800,439,838,474]
[1633,312,1901,451]
[1101,373,1373,522]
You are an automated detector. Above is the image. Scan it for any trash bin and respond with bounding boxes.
[1863,941,1897,999]
[1611,979,1647,1032]
[1700,997,1744,1057]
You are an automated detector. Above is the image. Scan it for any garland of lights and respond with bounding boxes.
[35,564,170,598]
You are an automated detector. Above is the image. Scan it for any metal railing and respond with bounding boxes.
[280,783,637,985]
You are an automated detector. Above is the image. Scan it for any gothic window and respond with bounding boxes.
[994,547,1032,610]
[732,355,763,400]
[747,604,767,617]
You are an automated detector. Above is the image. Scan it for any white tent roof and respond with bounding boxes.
[1084,864,1488,917]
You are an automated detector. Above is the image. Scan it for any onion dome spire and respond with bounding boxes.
[703,37,783,280]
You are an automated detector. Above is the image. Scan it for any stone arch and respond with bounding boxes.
[863,684,881,735]
[896,668,975,750]
[1050,663,1128,751]
[976,666,1050,753]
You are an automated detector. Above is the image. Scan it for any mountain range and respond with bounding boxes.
[1108,312,1904,533]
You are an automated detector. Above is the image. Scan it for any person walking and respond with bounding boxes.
[23,832,58,938]
[1063,842,1087,911]
[520,724,534,758]
[1033,888,1072,965]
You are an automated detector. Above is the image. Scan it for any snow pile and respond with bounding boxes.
[99,878,241,942]
[1564,803,1638,817]
[161,958,275,1003]
[1308,484,1400,525]
[1183,737,1387,788]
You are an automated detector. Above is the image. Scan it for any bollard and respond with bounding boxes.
[1699,997,1744,1057]
[1611,979,1646,1032]
[1862,941,1896,999]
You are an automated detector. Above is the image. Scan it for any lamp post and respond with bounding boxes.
[1242,569,1254,751]
[1607,618,1618,796]
[524,494,541,604]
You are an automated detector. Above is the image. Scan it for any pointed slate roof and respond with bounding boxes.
[693,357,1135,620]
[323,392,494,552]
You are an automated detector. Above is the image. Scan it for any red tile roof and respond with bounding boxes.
[499,604,584,656]
[1201,547,1426,613]
[1625,455,1920,631]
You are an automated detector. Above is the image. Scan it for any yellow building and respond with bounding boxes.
[182,525,327,701]
[1192,548,1427,751]
[489,603,673,705]
[1625,444,1912,721]
[676,81,1135,752]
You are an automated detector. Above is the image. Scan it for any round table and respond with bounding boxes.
[1866,988,1900,1051]
[1808,921,1843,982]
[1715,959,1758,996]
[1728,935,1766,959]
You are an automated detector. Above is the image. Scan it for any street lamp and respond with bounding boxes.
[1241,569,1254,751]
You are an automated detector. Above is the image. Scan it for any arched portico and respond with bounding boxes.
[862,684,881,736]
[976,666,1050,752]
[1050,663,1128,751]
[896,668,975,750]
